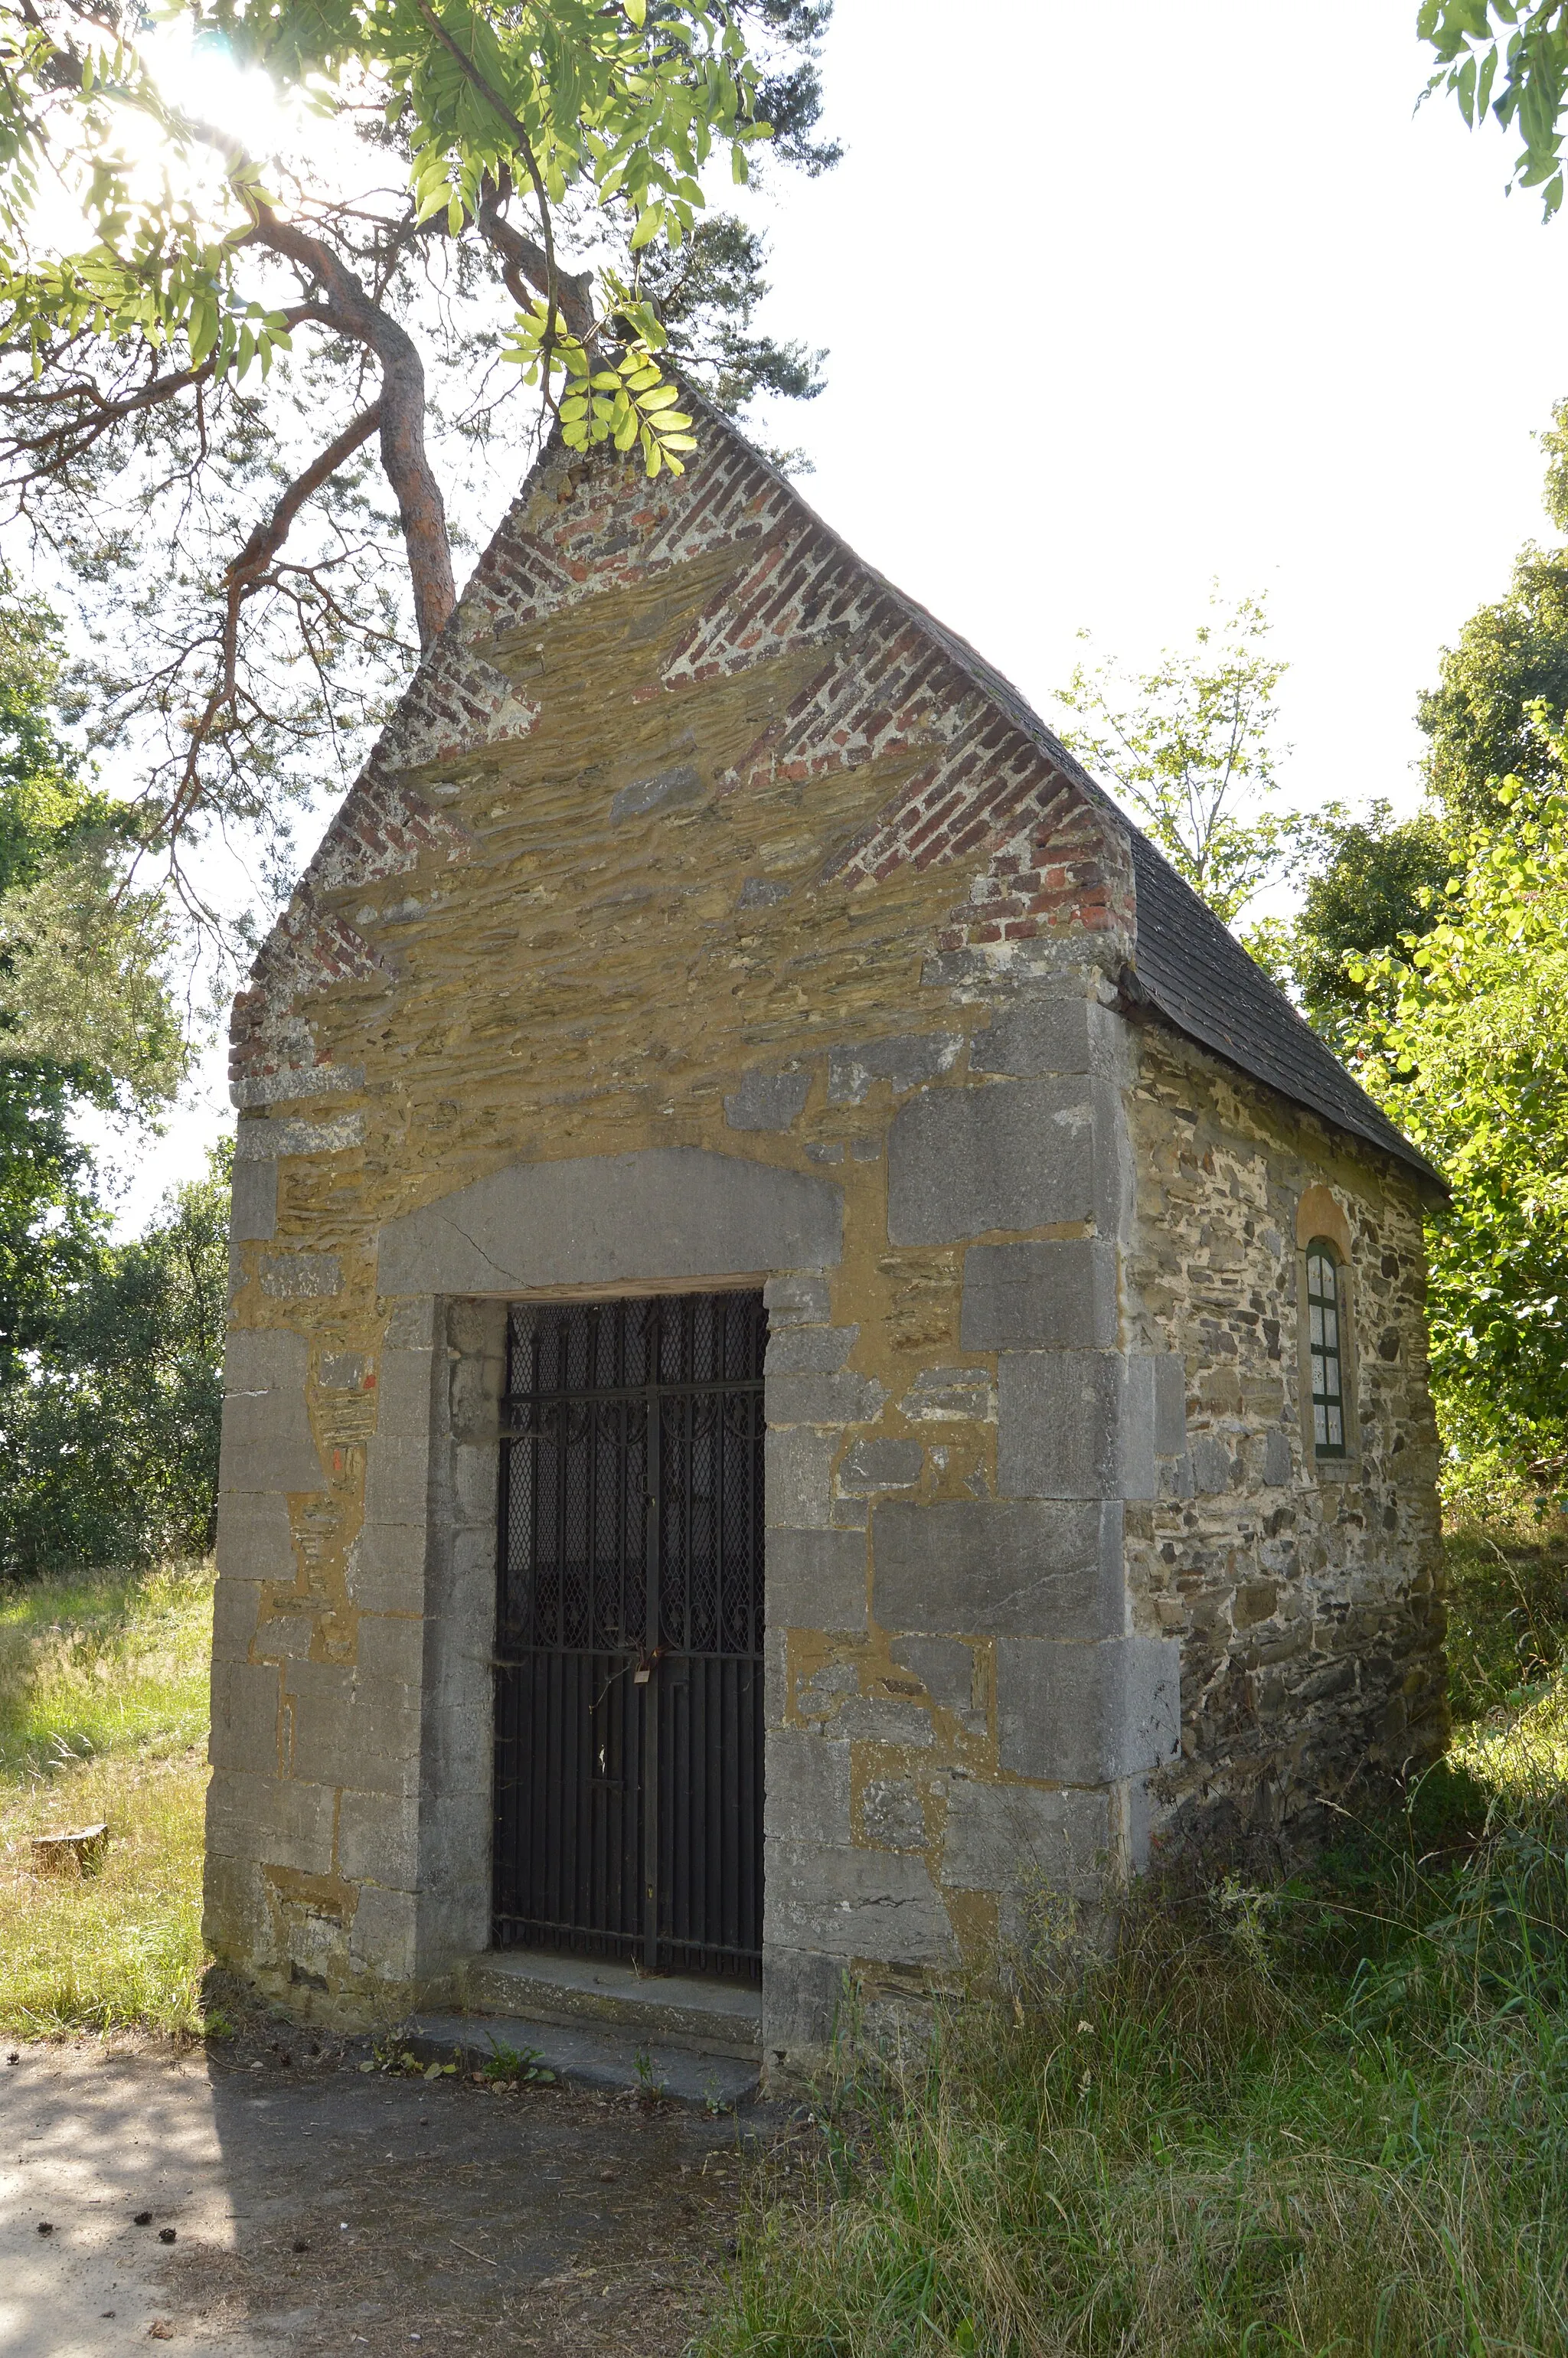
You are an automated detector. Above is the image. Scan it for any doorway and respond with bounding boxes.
[492,1289,766,1980]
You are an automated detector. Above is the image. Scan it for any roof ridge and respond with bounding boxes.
[239,374,1442,1190]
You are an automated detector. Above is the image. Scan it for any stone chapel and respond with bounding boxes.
[206,397,1448,2085]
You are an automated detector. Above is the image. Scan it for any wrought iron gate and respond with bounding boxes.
[492,1289,766,1980]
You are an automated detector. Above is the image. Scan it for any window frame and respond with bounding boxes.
[1305,1237,1348,1462]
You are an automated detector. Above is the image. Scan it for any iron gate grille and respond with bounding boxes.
[492,1289,766,1980]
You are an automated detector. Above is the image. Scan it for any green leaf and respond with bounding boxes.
[625,0,647,22]
[629,202,664,251]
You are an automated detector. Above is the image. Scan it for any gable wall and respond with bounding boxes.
[207,429,1165,2067]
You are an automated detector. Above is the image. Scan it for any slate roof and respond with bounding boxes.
[673,387,1440,1193]
[848,567,1446,1194]
[1119,832,1445,1190]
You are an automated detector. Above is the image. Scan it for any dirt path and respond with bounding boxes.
[0,2034,770,2356]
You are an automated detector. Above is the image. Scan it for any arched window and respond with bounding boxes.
[1305,1241,1347,1458]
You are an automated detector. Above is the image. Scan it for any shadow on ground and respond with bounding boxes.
[0,2030,766,2356]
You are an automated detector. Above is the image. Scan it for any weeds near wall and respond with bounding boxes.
[702,1673,1568,2354]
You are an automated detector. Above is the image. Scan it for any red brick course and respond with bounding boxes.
[231,414,1135,1103]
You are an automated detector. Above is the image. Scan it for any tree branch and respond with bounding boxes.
[477,174,593,343]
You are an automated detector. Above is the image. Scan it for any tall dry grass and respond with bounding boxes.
[701,1514,1568,2358]
[0,1560,212,2035]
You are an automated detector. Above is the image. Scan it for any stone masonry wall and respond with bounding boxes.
[205,411,1444,2075]
[1122,1021,1447,1858]
[205,411,1163,2069]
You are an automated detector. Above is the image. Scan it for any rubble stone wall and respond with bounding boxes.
[1122,1020,1448,1860]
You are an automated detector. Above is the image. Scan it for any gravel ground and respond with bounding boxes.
[0,2030,776,2357]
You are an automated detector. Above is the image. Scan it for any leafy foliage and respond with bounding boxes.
[1418,545,1568,826]
[1420,1,1568,216]
[0,1148,230,1575]
[0,580,186,1388]
[1351,778,1568,1481]
[0,0,837,883]
[1055,592,1326,928]
[1253,803,1453,1050]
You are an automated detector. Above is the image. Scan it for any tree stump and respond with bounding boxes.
[30,1824,109,1877]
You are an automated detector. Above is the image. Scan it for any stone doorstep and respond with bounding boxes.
[458,1947,763,2062]
[404,2009,760,2111]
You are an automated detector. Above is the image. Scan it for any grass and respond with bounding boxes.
[697,1530,1568,2358]
[0,1559,212,2036]
[11,1520,1568,2348]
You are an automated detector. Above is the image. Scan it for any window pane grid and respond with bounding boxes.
[1305,1243,1346,1459]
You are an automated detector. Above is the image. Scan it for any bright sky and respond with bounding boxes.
[101,0,1568,1232]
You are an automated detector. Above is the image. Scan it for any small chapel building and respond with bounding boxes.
[206,400,1448,2082]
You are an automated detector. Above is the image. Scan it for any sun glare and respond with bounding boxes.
[26,15,351,261]
[141,20,296,161]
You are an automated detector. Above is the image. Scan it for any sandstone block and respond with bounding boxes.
[363,1434,433,1525]
[886,1076,1096,1245]
[861,1776,926,1851]
[232,1061,364,1111]
[766,1370,888,1426]
[208,1660,280,1774]
[259,1252,342,1300]
[764,1729,851,1844]
[763,1840,958,1964]
[210,1576,264,1666]
[215,1488,295,1583]
[940,1778,1110,1899]
[837,1437,923,1495]
[828,1033,962,1104]
[371,1347,436,1440]
[350,1881,420,1982]
[763,1272,831,1326]
[765,1427,835,1531]
[348,1520,427,1613]
[377,1146,842,1294]
[338,1790,421,1889]
[1155,1354,1187,1455]
[995,1636,1181,1783]
[228,1157,278,1243]
[724,1068,812,1132]
[961,1239,1117,1351]
[201,1847,269,1965]
[219,1330,323,1496]
[997,1350,1158,1502]
[760,1945,847,2076]
[288,1665,419,1795]
[234,1112,364,1158]
[872,1497,1125,1639]
[767,1526,867,1629]
[890,1635,975,1713]
[354,1613,426,1688]
[1191,1432,1236,1494]
[205,1768,335,1875]
[764,1324,858,1375]
[829,1696,935,1747]
[969,992,1121,1079]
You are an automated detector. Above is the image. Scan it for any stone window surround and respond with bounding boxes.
[1293,1183,1361,1478]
